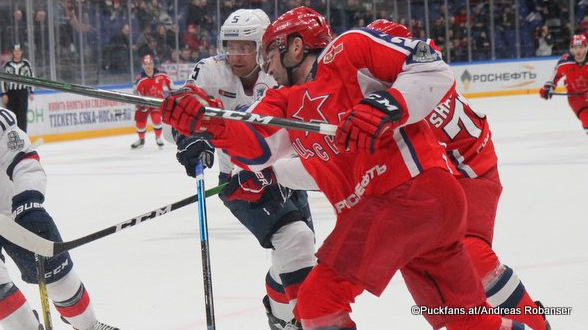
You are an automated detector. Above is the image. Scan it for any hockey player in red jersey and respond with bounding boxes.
[131,54,173,149]
[0,108,118,330]
[160,7,528,330]
[541,34,588,135]
[369,19,550,330]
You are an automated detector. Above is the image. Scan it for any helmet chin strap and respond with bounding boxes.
[280,41,308,86]
[241,64,261,79]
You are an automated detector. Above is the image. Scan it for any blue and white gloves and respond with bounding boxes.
[175,134,215,177]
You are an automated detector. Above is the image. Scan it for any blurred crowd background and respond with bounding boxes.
[0,0,584,85]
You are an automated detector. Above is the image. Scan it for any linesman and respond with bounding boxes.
[1,43,34,132]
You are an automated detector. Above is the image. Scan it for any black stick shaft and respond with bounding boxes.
[52,183,226,255]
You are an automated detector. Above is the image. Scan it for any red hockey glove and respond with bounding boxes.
[221,168,278,203]
[160,85,224,137]
[336,90,406,153]
[136,105,148,112]
[540,82,554,100]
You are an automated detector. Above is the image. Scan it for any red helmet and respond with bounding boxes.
[366,19,412,38]
[570,34,588,48]
[262,6,333,53]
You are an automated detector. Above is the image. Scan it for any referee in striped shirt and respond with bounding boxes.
[1,44,34,132]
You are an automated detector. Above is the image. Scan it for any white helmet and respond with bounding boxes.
[219,9,270,56]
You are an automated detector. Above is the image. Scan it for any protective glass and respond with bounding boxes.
[260,42,278,73]
[224,42,257,56]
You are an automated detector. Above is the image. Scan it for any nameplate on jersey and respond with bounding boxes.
[219,89,237,98]
[406,41,440,64]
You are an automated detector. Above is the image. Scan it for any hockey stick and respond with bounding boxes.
[549,91,586,96]
[0,183,226,257]
[194,161,216,329]
[36,255,53,330]
[0,72,337,136]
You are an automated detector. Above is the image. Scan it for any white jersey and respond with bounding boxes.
[0,108,46,217]
[187,55,317,190]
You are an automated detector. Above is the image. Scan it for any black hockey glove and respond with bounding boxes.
[336,90,406,153]
[9,190,73,283]
[540,82,554,100]
[176,134,215,177]
[12,190,54,237]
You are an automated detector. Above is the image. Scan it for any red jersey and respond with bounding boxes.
[427,90,497,178]
[550,53,588,93]
[134,69,172,111]
[209,29,455,215]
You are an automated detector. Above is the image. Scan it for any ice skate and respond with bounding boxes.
[130,138,145,149]
[283,320,302,330]
[156,137,164,148]
[263,295,302,330]
[61,316,119,330]
[92,321,120,330]
[32,310,44,330]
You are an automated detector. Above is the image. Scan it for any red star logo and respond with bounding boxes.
[574,75,588,90]
[292,90,330,136]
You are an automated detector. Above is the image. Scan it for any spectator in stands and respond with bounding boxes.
[411,19,426,39]
[498,5,517,58]
[497,5,516,31]
[55,0,90,53]
[474,31,491,60]
[135,0,155,31]
[106,24,131,73]
[535,25,554,56]
[149,0,173,29]
[579,1,588,23]
[11,10,28,49]
[136,25,154,57]
[471,5,488,36]
[166,49,180,64]
[578,15,588,35]
[454,6,467,25]
[183,24,200,52]
[178,45,194,63]
[430,17,447,50]
[186,0,213,33]
[526,5,544,32]
[153,24,172,62]
[33,10,48,69]
[196,31,213,60]
[221,0,239,21]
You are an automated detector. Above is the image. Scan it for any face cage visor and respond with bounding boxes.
[220,40,259,57]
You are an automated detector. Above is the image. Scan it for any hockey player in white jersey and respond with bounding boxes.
[0,108,118,330]
[171,9,316,329]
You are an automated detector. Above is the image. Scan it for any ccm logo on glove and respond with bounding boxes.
[362,92,401,116]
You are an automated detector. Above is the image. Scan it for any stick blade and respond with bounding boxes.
[0,215,55,257]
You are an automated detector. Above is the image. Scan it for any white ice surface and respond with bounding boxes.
[4,94,588,329]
